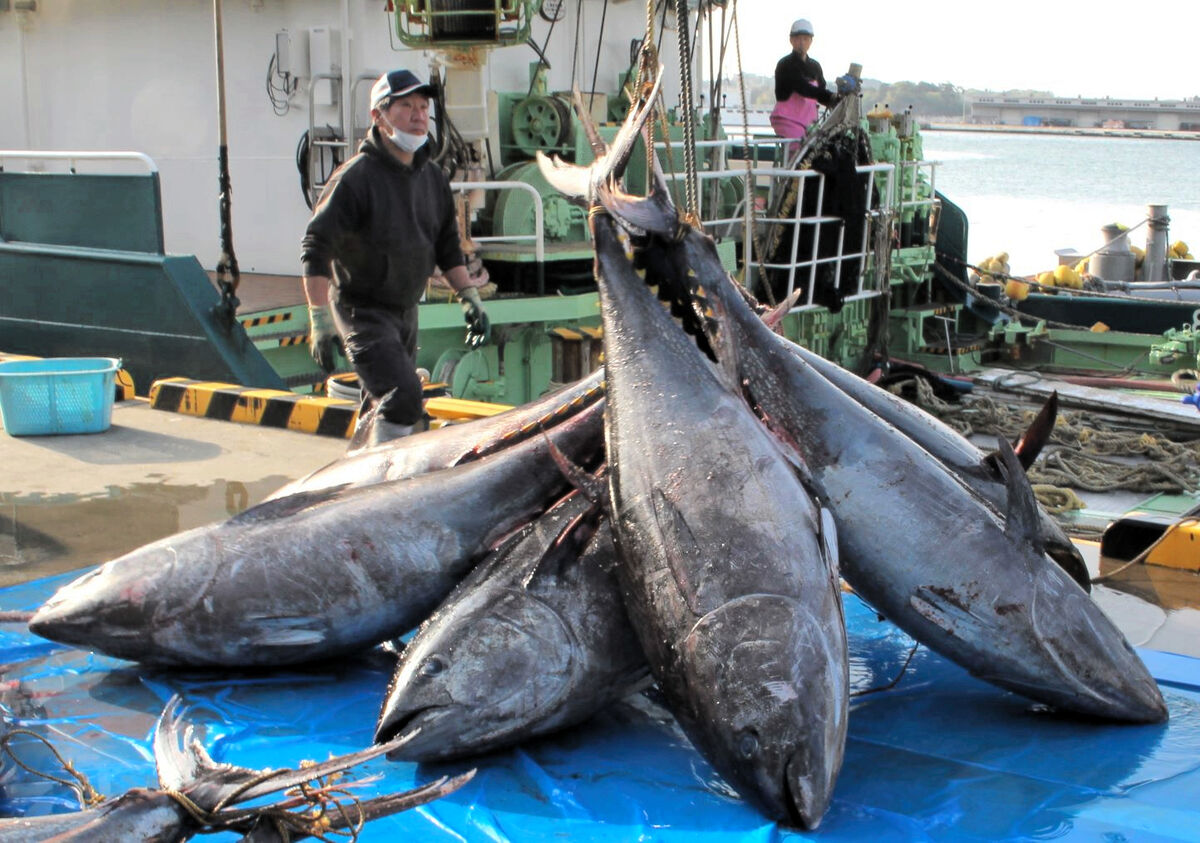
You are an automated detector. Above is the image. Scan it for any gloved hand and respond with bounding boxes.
[835,74,860,97]
[308,305,342,373]
[458,286,491,349]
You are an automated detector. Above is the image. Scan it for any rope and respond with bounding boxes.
[0,729,106,807]
[891,375,1200,523]
[730,0,756,293]
[673,0,699,220]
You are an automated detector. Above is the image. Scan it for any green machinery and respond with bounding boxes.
[479,63,743,294]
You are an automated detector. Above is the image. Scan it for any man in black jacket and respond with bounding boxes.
[301,68,490,444]
[771,18,839,143]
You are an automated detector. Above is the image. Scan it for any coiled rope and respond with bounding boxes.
[892,375,1200,513]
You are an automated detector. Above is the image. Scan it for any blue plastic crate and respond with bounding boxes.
[0,357,121,436]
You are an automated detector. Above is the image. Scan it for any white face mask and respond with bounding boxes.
[381,117,427,153]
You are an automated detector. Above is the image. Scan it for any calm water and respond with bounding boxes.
[921,130,1200,275]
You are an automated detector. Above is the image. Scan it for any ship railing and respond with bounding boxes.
[654,152,933,311]
[0,150,158,173]
[450,178,546,292]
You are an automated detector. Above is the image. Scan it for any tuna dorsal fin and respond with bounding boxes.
[997,436,1042,550]
[1013,391,1058,469]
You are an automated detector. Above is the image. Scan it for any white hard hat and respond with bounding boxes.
[790,18,813,36]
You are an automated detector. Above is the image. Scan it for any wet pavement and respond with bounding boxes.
[1,398,347,588]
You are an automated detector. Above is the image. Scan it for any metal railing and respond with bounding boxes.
[450,178,546,292]
[0,150,158,173]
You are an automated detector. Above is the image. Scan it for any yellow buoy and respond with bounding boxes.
[1053,264,1079,287]
[1171,240,1189,257]
[1005,279,1030,300]
[1037,270,1056,289]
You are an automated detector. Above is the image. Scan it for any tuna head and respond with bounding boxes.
[28,528,212,664]
[679,594,846,830]
[374,586,576,760]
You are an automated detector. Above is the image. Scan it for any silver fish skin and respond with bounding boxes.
[599,182,1166,725]
[27,407,603,667]
[778,341,1089,589]
[270,370,605,500]
[593,213,848,830]
[375,492,650,760]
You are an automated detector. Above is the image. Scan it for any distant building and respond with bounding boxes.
[968,95,1200,131]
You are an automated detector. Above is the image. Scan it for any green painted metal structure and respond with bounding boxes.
[0,164,284,396]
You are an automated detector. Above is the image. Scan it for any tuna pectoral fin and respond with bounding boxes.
[909,585,1000,637]
[227,484,353,525]
[545,434,609,509]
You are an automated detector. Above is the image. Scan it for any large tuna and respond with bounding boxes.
[775,337,1090,589]
[271,370,604,499]
[27,405,602,666]
[591,210,848,829]
[375,491,649,759]
[596,171,1166,724]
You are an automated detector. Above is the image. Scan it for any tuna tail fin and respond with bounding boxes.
[996,436,1043,552]
[573,85,609,160]
[536,66,664,201]
[536,150,593,202]
[1014,391,1058,469]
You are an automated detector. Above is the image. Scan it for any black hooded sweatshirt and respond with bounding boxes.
[301,126,465,310]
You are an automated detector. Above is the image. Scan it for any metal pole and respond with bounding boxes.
[213,0,241,324]
[1144,204,1170,284]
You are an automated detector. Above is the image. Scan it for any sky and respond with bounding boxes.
[729,3,1198,101]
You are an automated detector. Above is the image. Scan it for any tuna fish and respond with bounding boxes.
[596,170,1167,724]
[271,370,605,499]
[775,339,1090,589]
[0,696,472,843]
[375,491,650,759]
[591,210,848,829]
[27,407,603,666]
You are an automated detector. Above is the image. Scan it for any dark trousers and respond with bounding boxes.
[331,300,424,425]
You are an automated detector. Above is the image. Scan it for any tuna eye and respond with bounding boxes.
[737,731,759,759]
[420,656,445,678]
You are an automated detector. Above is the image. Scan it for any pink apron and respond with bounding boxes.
[770,92,819,140]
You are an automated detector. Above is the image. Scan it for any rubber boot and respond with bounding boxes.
[367,419,414,448]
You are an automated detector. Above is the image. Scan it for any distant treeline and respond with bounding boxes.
[716,74,1050,120]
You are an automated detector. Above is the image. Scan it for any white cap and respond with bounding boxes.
[790,18,813,36]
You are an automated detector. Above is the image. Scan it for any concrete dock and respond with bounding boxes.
[1,398,349,587]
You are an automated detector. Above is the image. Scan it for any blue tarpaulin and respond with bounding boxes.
[3,570,1199,841]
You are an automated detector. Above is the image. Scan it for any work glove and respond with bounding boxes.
[835,74,860,97]
[458,287,491,349]
[308,305,342,373]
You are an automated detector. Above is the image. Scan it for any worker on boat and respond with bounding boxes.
[301,68,490,444]
[771,18,856,148]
